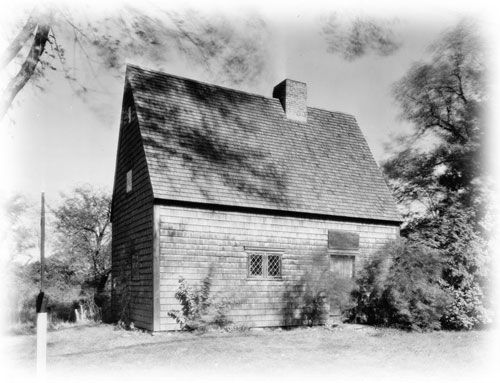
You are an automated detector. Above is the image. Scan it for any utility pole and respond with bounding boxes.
[36,192,48,377]
[40,192,45,291]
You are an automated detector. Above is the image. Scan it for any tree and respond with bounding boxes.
[1,8,52,118]
[384,20,485,224]
[1,193,39,264]
[383,20,491,329]
[1,4,272,120]
[52,185,111,296]
[1,5,405,124]
[322,14,401,60]
[1,187,111,324]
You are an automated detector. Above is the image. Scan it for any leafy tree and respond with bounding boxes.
[2,5,404,121]
[1,193,40,264]
[52,185,111,296]
[1,8,52,118]
[383,20,491,329]
[322,14,401,60]
[384,20,485,223]
[3,187,111,325]
[1,4,272,120]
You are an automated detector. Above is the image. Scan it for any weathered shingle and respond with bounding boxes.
[126,64,401,222]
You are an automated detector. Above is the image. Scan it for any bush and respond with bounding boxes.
[168,267,237,331]
[49,300,77,322]
[441,281,491,330]
[351,239,450,331]
[298,274,328,326]
[7,256,111,327]
[282,270,356,327]
[438,216,491,330]
[402,207,492,330]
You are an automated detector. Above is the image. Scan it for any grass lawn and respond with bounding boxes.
[2,322,496,383]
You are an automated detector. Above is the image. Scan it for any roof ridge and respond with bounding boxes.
[126,63,355,119]
[126,63,273,101]
[308,106,355,120]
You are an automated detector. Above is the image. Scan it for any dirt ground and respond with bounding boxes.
[1,322,497,383]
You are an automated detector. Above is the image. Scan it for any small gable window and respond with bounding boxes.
[126,170,132,193]
[246,248,283,279]
[124,106,132,124]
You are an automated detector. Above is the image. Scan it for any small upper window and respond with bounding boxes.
[124,106,132,124]
[126,170,132,193]
[247,249,282,279]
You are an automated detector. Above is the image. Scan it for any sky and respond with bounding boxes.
[0,0,498,204]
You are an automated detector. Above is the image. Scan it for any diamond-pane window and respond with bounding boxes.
[247,251,282,279]
[268,254,281,278]
[249,254,263,276]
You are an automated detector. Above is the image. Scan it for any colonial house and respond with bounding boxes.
[111,64,401,331]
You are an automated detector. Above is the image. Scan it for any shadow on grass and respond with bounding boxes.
[52,330,264,358]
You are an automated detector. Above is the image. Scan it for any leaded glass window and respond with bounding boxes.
[247,251,282,279]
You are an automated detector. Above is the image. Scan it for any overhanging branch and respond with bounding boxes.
[0,15,37,69]
[1,23,51,119]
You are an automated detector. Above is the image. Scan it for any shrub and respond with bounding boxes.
[168,267,237,331]
[282,270,356,326]
[48,300,77,322]
[404,207,492,330]
[439,219,491,330]
[298,274,328,326]
[351,239,450,331]
[441,281,491,330]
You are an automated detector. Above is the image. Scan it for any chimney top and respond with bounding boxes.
[272,79,307,123]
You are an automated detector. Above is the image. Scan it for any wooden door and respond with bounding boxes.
[329,255,354,318]
[330,255,354,279]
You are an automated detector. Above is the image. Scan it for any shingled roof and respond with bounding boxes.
[126,64,401,223]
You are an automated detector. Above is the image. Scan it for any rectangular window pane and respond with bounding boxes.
[126,170,132,193]
[268,254,281,278]
[249,254,263,276]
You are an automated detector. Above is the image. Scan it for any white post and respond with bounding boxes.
[36,312,47,377]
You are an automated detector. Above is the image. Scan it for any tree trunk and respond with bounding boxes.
[0,15,38,69]
[1,23,50,119]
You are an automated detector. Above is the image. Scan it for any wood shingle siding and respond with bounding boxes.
[157,206,398,331]
[111,84,155,330]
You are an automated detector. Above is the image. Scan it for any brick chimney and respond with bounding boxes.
[272,79,307,123]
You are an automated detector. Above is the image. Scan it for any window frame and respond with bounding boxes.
[245,247,283,280]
